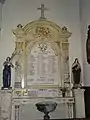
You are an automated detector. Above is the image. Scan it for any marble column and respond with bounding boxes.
[68,103,73,118]
[73,89,85,118]
[15,105,20,120]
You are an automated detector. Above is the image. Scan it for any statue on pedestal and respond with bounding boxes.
[72,58,81,88]
[2,57,14,89]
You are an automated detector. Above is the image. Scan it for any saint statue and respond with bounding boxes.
[86,25,90,64]
[2,57,14,89]
[72,58,81,88]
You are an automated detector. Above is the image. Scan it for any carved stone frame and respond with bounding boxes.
[12,20,71,89]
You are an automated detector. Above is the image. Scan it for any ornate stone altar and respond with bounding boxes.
[12,19,71,89]
[0,4,85,120]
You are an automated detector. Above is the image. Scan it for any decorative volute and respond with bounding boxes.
[12,24,27,42]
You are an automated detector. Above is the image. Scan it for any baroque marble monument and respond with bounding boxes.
[0,4,85,120]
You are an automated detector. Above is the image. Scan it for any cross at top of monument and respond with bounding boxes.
[37,4,48,20]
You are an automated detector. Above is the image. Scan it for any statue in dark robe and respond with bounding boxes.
[86,25,90,64]
[2,57,14,89]
[72,58,81,88]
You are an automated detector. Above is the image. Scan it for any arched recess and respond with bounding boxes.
[26,39,61,87]
[12,19,71,89]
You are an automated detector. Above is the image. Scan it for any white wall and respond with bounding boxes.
[80,0,90,86]
[0,0,83,87]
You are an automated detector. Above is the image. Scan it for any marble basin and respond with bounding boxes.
[36,101,57,120]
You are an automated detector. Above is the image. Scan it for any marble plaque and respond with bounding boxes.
[27,88,58,97]
[27,42,60,85]
[14,82,22,88]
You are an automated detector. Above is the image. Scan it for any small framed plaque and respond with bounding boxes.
[14,82,21,88]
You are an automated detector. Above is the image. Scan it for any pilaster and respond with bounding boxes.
[0,89,13,120]
[73,88,85,118]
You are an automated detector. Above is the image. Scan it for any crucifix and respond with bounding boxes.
[37,4,48,20]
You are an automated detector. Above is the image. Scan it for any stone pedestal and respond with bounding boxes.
[0,90,12,120]
[73,89,85,118]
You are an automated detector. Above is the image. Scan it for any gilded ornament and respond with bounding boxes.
[35,26,51,38]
